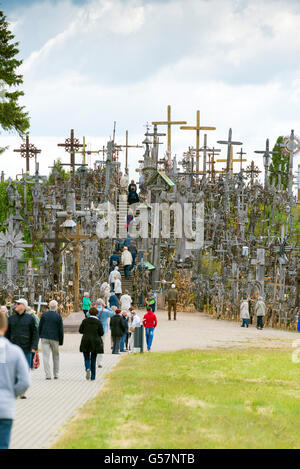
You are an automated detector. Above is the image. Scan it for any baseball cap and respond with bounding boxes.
[15,298,28,308]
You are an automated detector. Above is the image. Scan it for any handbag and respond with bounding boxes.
[33,351,40,369]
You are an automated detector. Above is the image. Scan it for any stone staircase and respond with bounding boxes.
[119,265,134,297]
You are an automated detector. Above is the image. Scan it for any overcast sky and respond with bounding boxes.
[2,0,300,183]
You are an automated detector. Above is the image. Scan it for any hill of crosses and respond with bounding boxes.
[0,105,299,329]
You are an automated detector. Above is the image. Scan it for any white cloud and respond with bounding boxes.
[3,0,300,190]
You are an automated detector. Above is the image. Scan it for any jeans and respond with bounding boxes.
[124,265,131,278]
[112,336,121,354]
[145,328,154,350]
[241,319,249,327]
[0,419,13,449]
[83,352,97,380]
[120,332,127,351]
[131,254,136,269]
[24,352,32,369]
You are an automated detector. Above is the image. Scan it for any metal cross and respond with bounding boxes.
[14,135,41,174]
[254,138,278,189]
[217,128,243,175]
[180,110,216,174]
[57,129,84,182]
[34,295,48,313]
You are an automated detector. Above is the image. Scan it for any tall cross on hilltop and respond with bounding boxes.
[57,129,84,183]
[180,110,216,175]
[152,105,187,168]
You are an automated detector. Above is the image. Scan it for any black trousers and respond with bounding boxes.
[257,316,264,329]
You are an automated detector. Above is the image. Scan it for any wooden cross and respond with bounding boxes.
[57,129,83,182]
[119,130,143,172]
[59,225,93,312]
[216,146,247,175]
[73,136,97,166]
[152,105,187,167]
[180,110,216,174]
[14,135,41,173]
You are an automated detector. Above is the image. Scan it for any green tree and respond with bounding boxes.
[269,136,289,190]
[0,10,30,137]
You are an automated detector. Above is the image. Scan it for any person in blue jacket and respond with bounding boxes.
[109,290,119,309]
[94,299,115,368]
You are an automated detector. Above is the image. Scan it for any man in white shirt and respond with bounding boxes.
[129,310,140,352]
[120,290,132,312]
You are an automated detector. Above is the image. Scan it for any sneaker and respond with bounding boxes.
[86,369,91,380]
[98,364,102,368]
[20,394,27,399]
[46,377,51,380]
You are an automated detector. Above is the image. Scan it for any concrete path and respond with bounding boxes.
[9,310,299,449]
[151,310,299,352]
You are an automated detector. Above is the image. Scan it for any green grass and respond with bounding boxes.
[53,349,300,449]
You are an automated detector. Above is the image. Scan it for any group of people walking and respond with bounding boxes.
[0,297,64,449]
[80,292,158,383]
[240,296,266,330]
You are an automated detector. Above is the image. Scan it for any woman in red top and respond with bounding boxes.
[143,309,157,352]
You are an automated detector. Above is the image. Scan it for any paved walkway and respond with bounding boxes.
[9,310,299,448]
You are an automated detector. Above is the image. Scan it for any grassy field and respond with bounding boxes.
[53,348,300,449]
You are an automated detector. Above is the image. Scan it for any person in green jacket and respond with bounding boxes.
[145,292,156,313]
[82,292,92,318]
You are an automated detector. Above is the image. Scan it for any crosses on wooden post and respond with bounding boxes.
[14,135,41,174]
[118,130,143,173]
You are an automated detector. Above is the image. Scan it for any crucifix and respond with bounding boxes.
[216,146,247,176]
[217,128,243,175]
[145,125,165,167]
[40,219,69,285]
[152,105,187,168]
[57,129,84,183]
[180,110,216,175]
[14,135,41,174]
[119,130,143,173]
[59,224,93,312]
[254,138,278,189]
